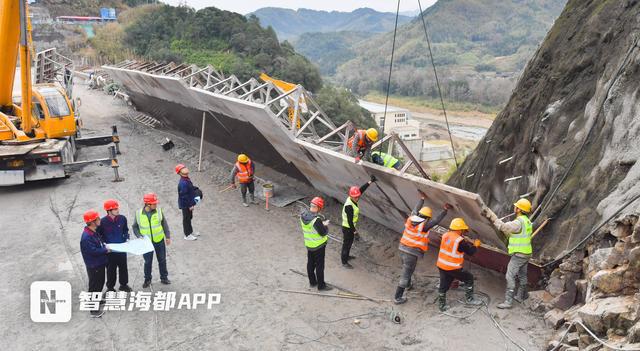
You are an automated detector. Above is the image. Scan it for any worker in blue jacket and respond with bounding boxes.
[98,199,132,293]
[176,164,199,241]
[80,209,110,318]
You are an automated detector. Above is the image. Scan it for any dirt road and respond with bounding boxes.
[0,84,549,350]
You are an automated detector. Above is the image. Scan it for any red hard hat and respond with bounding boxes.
[349,186,361,198]
[103,199,119,211]
[175,164,186,174]
[310,196,324,209]
[83,210,100,223]
[143,193,159,204]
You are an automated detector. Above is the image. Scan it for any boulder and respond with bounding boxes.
[632,323,640,343]
[588,248,614,273]
[566,332,579,346]
[577,296,640,335]
[528,290,554,312]
[551,290,577,311]
[545,308,565,329]
[575,279,588,303]
[548,275,566,296]
[629,246,640,269]
[559,261,582,273]
[591,267,625,294]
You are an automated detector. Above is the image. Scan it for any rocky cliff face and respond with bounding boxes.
[449,0,640,262]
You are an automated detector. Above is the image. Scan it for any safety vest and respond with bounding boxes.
[437,231,465,271]
[372,151,399,168]
[341,197,359,228]
[235,160,253,184]
[136,208,165,243]
[400,218,429,252]
[347,130,368,151]
[300,216,328,249]
[508,215,533,255]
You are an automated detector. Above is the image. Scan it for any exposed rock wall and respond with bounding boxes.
[449,0,640,261]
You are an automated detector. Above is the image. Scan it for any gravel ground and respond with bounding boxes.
[0,83,550,350]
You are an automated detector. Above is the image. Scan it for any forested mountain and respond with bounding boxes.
[250,7,412,41]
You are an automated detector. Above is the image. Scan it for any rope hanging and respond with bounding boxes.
[381,0,402,135]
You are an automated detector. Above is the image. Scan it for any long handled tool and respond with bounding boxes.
[531,218,552,239]
[289,269,378,304]
[219,184,235,193]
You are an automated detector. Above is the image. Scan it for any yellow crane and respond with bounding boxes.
[0,0,120,185]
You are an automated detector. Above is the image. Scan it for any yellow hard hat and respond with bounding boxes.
[366,128,379,142]
[237,154,249,163]
[449,218,469,231]
[514,198,532,213]
[418,206,432,218]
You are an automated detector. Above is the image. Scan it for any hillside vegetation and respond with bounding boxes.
[250,7,412,41]
[322,0,565,108]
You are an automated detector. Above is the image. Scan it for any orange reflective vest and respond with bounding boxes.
[347,130,368,151]
[437,231,465,271]
[400,218,429,252]
[235,160,253,184]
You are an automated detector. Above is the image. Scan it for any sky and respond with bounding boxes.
[161,0,437,15]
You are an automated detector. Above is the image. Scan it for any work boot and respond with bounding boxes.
[464,285,483,306]
[497,289,514,309]
[394,286,407,304]
[90,309,105,318]
[342,262,354,269]
[250,195,258,204]
[318,285,333,292]
[161,279,171,285]
[514,286,528,303]
[348,255,356,260]
[142,280,151,288]
[242,202,249,207]
[119,285,132,293]
[437,293,449,312]
[406,279,414,291]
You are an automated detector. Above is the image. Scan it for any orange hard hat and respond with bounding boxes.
[311,197,324,209]
[349,186,361,198]
[143,193,159,205]
[103,199,119,211]
[175,164,186,174]
[83,210,100,224]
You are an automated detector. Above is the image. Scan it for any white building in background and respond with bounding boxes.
[358,100,423,159]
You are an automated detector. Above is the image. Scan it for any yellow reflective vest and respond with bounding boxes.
[508,215,532,255]
[137,208,165,243]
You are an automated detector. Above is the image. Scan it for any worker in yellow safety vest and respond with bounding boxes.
[300,197,332,291]
[371,151,403,170]
[341,175,376,269]
[486,198,533,309]
[132,193,171,288]
[347,128,379,162]
[436,218,483,311]
[394,190,452,304]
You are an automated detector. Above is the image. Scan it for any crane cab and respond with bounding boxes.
[32,84,76,139]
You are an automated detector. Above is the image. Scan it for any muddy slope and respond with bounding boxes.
[449,0,640,261]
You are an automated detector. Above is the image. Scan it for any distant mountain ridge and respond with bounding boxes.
[250,7,413,41]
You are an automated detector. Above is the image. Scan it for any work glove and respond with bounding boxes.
[370,175,377,182]
[473,239,481,248]
[444,203,453,210]
[418,189,427,199]
[323,220,330,226]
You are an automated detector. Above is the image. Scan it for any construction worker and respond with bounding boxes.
[80,209,109,318]
[394,191,452,304]
[436,218,482,311]
[300,197,332,291]
[489,198,533,309]
[97,199,132,293]
[341,175,376,269]
[231,153,256,207]
[132,193,171,288]
[371,150,402,170]
[348,128,379,162]
[176,164,199,241]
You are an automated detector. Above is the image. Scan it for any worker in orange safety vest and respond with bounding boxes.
[230,154,256,207]
[347,128,378,163]
[394,190,452,304]
[436,218,483,311]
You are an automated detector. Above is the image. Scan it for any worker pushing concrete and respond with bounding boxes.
[230,153,257,207]
[341,175,377,269]
[436,218,483,311]
[80,209,110,318]
[176,164,199,241]
[300,197,332,291]
[371,150,403,170]
[133,193,172,288]
[394,190,451,304]
[348,128,379,163]
[487,198,533,309]
[98,199,132,293]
